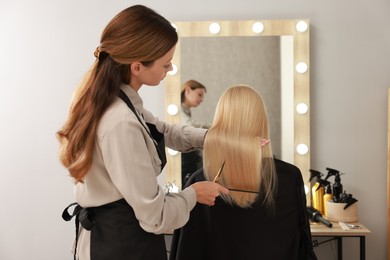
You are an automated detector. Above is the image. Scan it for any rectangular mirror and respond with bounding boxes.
[387,88,390,255]
[165,19,310,189]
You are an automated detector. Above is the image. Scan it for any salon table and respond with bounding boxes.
[310,222,371,260]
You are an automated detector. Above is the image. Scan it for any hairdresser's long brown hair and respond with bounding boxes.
[56,5,178,182]
[203,85,277,209]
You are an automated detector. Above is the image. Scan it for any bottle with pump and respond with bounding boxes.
[332,173,343,202]
[323,184,333,217]
[325,167,344,202]
[309,169,326,215]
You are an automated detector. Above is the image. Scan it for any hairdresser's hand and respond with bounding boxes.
[191,181,229,206]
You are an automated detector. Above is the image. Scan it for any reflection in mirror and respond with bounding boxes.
[180,79,208,187]
[180,36,292,163]
[165,20,310,190]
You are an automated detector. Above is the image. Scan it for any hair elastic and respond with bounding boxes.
[94,46,109,61]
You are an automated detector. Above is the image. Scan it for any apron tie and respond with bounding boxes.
[62,202,95,260]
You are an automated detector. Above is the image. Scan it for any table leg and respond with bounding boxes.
[360,236,365,260]
[337,237,343,260]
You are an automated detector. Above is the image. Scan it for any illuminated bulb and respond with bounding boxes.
[296,103,308,114]
[209,22,221,34]
[167,104,178,115]
[296,144,309,155]
[167,148,178,156]
[170,182,179,193]
[165,181,179,194]
[295,62,308,73]
[304,184,309,195]
[296,20,308,32]
[167,64,178,76]
[252,22,264,33]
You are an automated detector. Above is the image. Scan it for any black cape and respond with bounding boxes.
[170,159,317,260]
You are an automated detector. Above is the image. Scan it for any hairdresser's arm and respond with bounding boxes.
[100,114,225,234]
[142,108,207,152]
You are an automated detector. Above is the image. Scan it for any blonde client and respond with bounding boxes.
[170,84,317,260]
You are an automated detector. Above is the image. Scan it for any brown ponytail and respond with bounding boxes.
[56,5,178,182]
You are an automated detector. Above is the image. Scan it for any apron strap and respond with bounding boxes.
[118,89,167,170]
[62,203,95,260]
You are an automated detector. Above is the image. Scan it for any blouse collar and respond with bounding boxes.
[120,84,144,112]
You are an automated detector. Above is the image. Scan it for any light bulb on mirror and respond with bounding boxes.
[296,103,308,114]
[304,184,309,195]
[295,62,308,73]
[171,23,178,31]
[170,183,179,193]
[167,104,178,116]
[167,64,178,76]
[209,22,221,34]
[167,148,178,156]
[252,22,264,33]
[296,21,308,33]
[296,144,309,155]
[165,181,179,194]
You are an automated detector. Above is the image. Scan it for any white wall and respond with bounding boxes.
[0,0,389,259]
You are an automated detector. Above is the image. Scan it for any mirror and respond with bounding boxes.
[387,88,390,255]
[165,19,310,190]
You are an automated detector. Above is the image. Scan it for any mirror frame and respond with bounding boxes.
[387,88,390,256]
[165,19,310,189]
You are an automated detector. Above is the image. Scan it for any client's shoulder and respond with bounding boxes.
[274,158,299,170]
[273,158,303,181]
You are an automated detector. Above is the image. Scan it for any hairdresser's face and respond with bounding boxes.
[184,87,206,108]
[131,46,175,90]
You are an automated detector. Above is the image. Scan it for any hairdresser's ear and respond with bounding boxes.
[130,62,142,76]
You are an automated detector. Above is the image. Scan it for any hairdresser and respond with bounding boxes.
[57,5,228,260]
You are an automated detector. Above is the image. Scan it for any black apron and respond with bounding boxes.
[63,199,167,260]
[62,90,168,260]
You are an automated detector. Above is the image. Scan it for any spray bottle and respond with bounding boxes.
[325,167,344,203]
[309,169,326,215]
[323,184,333,217]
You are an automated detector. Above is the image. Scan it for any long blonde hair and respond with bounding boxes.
[203,85,277,209]
[56,5,178,182]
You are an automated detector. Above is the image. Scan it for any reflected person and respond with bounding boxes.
[170,84,317,260]
[181,79,208,128]
[180,79,209,187]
